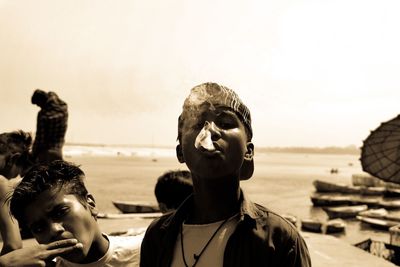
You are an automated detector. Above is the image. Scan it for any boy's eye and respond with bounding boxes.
[52,207,69,219]
[30,223,45,235]
[216,117,237,129]
[217,121,234,129]
[187,120,204,130]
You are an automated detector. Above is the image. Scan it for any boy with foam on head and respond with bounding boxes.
[140,82,311,267]
[9,160,142,266]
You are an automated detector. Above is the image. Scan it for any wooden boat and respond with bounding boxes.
[313,180,362,194]
[301,218,323,233]
[359,208,389,218]
[325,219,346,234]
[310,194,351,206]
[378,199,400,210]
[356,215,400,231]
[323,205,368,219]
[358,209,400,222]
[112,200,160,213]
[352,174,387,187]
[313,180,387,196]
[360,186,386,196]
[354,238,400,265]
[349,196,381,207]
[384,188,400,198]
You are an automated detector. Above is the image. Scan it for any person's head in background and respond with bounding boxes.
[0,130,33,179]
[31,89,48,108]
[9,160,107,264]
[154,169,193,213]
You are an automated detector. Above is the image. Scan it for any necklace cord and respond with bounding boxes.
[180,217,230,267]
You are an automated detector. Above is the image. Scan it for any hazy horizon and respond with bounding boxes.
[1,0,400,148]
[64,141,361,152]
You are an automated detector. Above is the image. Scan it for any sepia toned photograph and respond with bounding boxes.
[1,1,400,266]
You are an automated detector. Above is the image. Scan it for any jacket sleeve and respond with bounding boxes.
[139,226,156,267]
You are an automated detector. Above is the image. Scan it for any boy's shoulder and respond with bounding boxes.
[144,211,176,234]
[109,232,144,250]
[246,202,301,241]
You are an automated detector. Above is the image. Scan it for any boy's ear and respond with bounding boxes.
[244,142,254,161]
[240,142,254,181]
[86,194,98,218]
[176,144,185,163]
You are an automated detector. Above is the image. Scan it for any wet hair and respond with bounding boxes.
[0,130,32,155]
[0,130,33,175]
[154,170,193,210]
[9,160,88,225]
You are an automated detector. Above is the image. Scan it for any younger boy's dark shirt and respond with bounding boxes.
[140,190,311,267]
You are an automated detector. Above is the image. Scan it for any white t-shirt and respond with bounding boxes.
[55,233,144,267]
[171,214,239,267]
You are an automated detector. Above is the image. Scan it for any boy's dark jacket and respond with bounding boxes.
[140,190,311,267]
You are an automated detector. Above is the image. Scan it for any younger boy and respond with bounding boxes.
[140,82,311,266]
[9,160,142,266]
[154,170,193,213]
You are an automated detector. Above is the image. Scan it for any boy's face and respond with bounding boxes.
[178,105,252,179]
[24,188,99,262]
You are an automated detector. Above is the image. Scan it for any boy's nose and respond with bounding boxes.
[203,121,221,140]
[48,222,65,242]
[194,121,220,151]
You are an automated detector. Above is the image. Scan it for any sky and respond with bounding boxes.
[1,0,399,148]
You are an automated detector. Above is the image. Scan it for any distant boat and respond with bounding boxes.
[352,174,387,187]
[313,180,362,194]
[349,196,381,207]
[310,192,381,207]
[313,180,386,196]
[360,186,386,196]
[354,238,400,265]
[323,205,368,219]
[326,219,346,234]
[358,208,400,222]
[330,168,339,174]
[112,200,160,213]
[377,199,400,210]
[385,188,400,198]
[310,194,352,206]
[301,218,323,233]
[356,216,400,231]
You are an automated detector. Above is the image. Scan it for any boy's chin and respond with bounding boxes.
[61,247,86,263]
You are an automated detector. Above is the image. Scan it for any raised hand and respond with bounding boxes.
[0,238,83,267]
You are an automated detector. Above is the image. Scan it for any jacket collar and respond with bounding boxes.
[160,188,266,230]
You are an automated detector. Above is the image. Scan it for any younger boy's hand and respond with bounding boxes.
[0,239,83,267]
